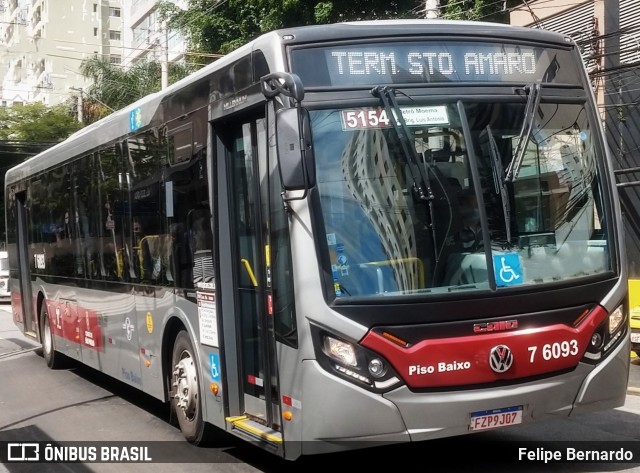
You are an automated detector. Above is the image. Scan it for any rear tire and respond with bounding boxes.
[170,330,209,444]
[41,303,64,369]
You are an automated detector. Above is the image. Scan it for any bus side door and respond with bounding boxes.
[216,111,280,430]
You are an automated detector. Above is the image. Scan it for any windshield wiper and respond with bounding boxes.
[371,86,433,203]
[485,125,512,243]
[371,86,438,258]
[505,82,542,183]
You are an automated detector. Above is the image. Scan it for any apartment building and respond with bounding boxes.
[0,0,186,108]
[123,0,185,68]
[0,0,123,106]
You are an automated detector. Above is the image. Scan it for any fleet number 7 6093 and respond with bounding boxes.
[528,340,579,363]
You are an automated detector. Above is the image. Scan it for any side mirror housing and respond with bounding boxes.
[275,107,315,191]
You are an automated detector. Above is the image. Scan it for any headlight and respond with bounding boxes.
[583,303,627,362]
[312,326,402,393]
[608,305,625,334]
[322,335,357,366]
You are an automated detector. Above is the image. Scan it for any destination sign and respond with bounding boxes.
[290,41,579,87]
[330,51,536,77]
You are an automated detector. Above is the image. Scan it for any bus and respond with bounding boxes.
[4,19,630,460]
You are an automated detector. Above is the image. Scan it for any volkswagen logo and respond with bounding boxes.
[489,345,513,373]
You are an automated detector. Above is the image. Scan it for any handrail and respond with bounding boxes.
[241,258,258,287]
[361,257,425,288]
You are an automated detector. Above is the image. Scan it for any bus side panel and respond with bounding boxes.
[299,359,408,453]
[100,289,141,389]
[135,289,180,401]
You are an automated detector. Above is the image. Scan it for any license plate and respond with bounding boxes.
[631,332,640,343]
[469,405,523,431]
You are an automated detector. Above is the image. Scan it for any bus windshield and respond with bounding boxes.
[312,100,609,298]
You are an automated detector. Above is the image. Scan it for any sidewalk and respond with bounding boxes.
[0,303,39,358]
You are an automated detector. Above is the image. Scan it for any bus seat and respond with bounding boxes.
[139,235,161,280]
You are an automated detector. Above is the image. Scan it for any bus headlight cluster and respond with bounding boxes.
[584,304,627,362]
[314,328,401,393]
[608,305,625,334]
[323,336,357,366]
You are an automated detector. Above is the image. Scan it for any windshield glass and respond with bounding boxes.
[312,100,610,298]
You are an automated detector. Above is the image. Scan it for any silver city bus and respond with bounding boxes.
[5,20,630,460]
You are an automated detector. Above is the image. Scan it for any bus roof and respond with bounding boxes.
[272,19,571,46]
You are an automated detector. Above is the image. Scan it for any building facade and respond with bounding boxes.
[0,0,186,109]
[0,0,123,107]
[123,0,185,68]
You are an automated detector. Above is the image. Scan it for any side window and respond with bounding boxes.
[98,144,128,281]
[72,159,95,278]
[26,179,50,276]
[164,111,210,290]
[127,128,173,285]
[168,123,193,165]
[48,165,74,277]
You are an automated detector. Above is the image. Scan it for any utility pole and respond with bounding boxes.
[70,87,83,124]
[160,20,169,89]
[425,0,440,19]
[77,88,83,124]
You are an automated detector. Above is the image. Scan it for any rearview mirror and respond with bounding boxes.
[275,107,315,191]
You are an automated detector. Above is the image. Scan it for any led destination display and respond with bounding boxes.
[291,40,579,86]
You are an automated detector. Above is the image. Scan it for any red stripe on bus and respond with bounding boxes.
[45,299,105,351]
[361,305,608,388]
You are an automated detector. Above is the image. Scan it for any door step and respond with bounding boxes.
[226,416,282,445]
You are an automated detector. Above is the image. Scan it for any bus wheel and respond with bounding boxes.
[170,330,207,444]
[41,303,63,369]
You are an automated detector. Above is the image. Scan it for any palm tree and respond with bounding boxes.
[79,56,191,123]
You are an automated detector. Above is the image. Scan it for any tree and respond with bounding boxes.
[0,102,81,142]
[440,0,522,22]
[0,103,79,238]
[79,56,191,122]
[160,0,518,62]
[159,0,422,60]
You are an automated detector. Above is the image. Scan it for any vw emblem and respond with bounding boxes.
[489,345,513,373]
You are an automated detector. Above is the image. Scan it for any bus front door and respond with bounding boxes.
[218,114,281,436]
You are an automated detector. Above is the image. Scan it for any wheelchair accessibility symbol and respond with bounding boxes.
[493,253,523,287]
[209,353,221,382]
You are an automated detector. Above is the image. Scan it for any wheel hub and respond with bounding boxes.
[172,353,198,418]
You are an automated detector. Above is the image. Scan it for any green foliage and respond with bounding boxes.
[160,0,421,58]
[440,0,518,22]
[79,56,191,121]
[0,102,81,141]
[160,0,514,62]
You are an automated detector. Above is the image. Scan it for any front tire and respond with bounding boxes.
[170,330,208,444]
[41,303,64,369]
